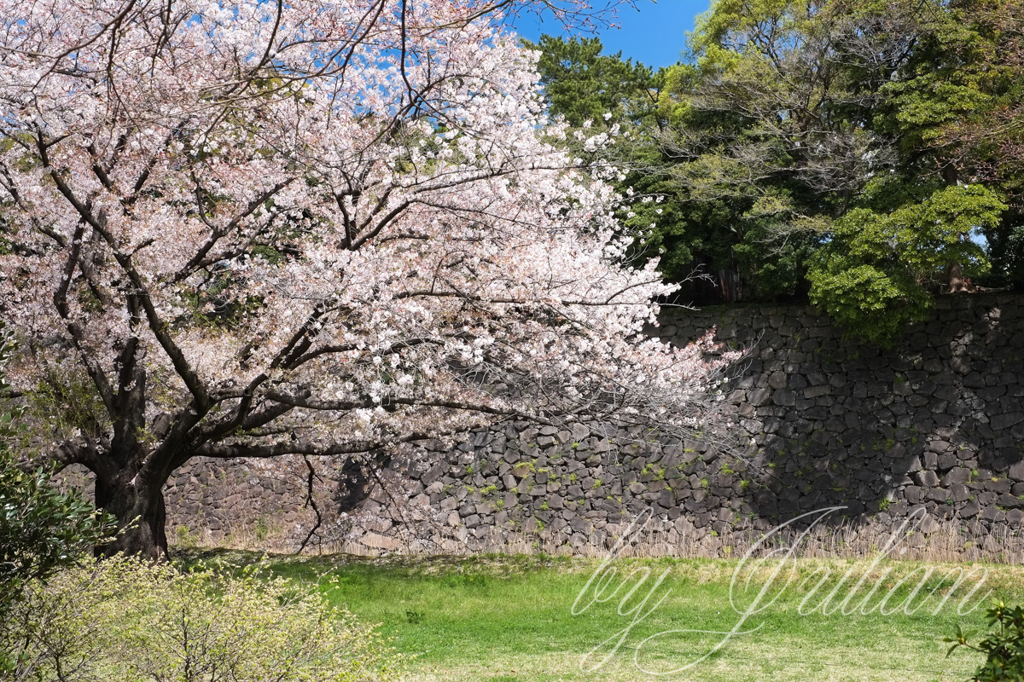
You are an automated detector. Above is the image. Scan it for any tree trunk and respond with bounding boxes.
[89,357,171,560]
[948,261,967,293]
[95,473,169,560]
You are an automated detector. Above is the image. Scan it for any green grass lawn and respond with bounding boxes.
[179,550,1024,682]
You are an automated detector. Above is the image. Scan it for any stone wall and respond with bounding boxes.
[94,292,1024,556]
[654,292,1024,528]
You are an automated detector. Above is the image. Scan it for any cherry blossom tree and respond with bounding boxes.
[0,0,734,558]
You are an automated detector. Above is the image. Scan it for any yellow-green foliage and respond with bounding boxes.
[2,556,404,682]
[808,184,1006,345]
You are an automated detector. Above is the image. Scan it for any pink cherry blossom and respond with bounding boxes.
[0,0,734,557]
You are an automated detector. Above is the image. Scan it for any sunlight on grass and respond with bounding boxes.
[176,550,1024,682]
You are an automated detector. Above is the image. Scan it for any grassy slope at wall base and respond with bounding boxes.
[179,550,1024,682]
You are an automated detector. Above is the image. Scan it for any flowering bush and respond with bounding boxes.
[2,556,403,682]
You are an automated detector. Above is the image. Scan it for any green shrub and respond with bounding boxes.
[174,524,199,549]
[0,325,115,613]
[254,516,270,542]
[946,600,1024,682]
[807,186,1005,346]
[1,556,404,682]
[0,325,115,677]
[0,449,116,604]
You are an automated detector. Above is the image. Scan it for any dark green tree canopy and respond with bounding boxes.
[530,0,1024,343]
[522,35,663,129]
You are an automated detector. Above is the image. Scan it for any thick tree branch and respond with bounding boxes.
[194,432,430,459]
[38,142,212,411]
[173,177,295,283]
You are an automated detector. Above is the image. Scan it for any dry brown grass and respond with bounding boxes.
[171,513,1024,568]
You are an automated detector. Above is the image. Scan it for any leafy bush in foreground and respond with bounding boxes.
[947,601,1024,682]
[1,320,116,677]
[0,324,114,613]
[0,446,116,605]
[1,556,404,682]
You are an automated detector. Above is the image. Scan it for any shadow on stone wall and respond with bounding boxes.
[661,293,1024,537]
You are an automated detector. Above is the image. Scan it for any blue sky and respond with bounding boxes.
[512,0,711,69]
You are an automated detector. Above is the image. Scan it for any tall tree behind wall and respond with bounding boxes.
[529,0,1023,342]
